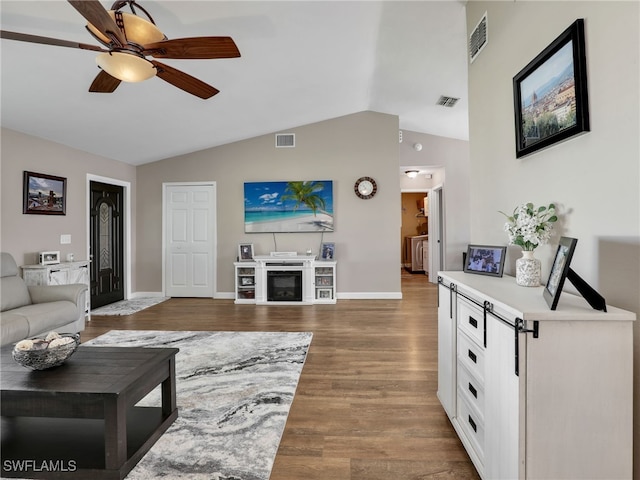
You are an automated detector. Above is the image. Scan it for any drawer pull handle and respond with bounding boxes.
[468,415,477,432]
[468,349,477,363]
[469,316,478,328]
[468,382,478,398]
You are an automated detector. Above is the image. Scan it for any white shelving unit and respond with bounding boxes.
[234,262,257,303]
[314,262,336,303]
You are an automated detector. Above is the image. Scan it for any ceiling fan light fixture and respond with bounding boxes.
[87,11,165,46]
[96,52,156,82]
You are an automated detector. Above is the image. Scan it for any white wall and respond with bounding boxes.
[136,111,402,298]
[466,1,640,473]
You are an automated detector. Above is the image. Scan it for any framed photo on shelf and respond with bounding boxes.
[543,237,578,310]
[513,19,589,158]
[238,243,254,261]
[317,288,333,299]
[320,242,335,260]
[240,276,254,286]
[463,245,507,277]
[23,171,67,215]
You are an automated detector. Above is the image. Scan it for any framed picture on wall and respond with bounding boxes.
[23,171,67,215]
[238,243,254,261]
[513,19,590,158]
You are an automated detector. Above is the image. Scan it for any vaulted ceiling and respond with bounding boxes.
[0,1,469,166]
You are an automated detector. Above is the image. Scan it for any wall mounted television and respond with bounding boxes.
[244,180,334,233]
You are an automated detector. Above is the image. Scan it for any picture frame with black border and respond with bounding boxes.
[23,171,67,215]
[238,243,254,261]
[543,237,578,310]
[463,245,507,277]
[513,19,590,158]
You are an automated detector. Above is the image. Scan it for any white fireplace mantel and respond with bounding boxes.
[234,255,336,305]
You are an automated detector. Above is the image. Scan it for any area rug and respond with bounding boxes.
[90,297,169,315]
[84,330,312,480]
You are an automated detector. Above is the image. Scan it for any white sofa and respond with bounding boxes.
[0,252,87,347]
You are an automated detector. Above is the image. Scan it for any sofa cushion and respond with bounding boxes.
[0,311,30,346]
[9,301,78,337]
[1,276,32,311]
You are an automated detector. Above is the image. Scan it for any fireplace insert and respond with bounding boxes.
[267,270,302,301]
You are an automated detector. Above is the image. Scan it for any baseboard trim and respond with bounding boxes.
[130,292,165,299]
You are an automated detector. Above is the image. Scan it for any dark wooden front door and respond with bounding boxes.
[90,181,124,309]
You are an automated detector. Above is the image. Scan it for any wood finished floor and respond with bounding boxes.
[82,270,480,479]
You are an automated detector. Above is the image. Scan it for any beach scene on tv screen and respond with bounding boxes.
[244,180,334,233]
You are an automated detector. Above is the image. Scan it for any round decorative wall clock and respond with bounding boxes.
[354,177,377,199]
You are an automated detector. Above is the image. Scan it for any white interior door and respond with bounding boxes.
[164,183,216,297]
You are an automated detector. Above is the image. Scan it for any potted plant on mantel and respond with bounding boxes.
[500,202,558,286]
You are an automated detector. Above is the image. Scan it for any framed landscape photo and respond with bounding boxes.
[513,19,590,158]
[543,237,578,310]
[463,245,507,277]
[23,171,66,215]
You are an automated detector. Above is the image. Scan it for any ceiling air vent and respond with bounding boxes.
[275,133,295,148]
[437,96,460,108]
[469,12,488,64]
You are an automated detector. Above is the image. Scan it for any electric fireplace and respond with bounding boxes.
[267,270,302,302]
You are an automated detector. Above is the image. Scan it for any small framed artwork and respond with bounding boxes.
[317,288,333,299]
[23,171,67,215]
[38,251,60,265]
[463,245,507,277]
[238,243,254,261]
[513,19,590,158]
[320,242,335,260]
[543,237,578,310]
[240,276,254,286]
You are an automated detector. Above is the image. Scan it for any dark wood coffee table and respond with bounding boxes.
[1,345,178,479]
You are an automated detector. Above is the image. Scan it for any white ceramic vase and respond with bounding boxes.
[516,250,541,287]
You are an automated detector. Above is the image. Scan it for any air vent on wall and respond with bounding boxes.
[275,133,295,148]
[437,96,460,107]
[469,12,488,63]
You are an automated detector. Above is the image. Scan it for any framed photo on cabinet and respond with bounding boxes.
[238,243,254,261]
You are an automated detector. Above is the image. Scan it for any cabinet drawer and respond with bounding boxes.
[457,390,485,461]
[457,296,484,347]
[457,330,484,383]
[457,361,485,418]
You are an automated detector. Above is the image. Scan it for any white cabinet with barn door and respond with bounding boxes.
[437,271,634,479]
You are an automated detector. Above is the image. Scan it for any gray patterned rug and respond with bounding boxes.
[90,297,169,315]
[85,330,312,480]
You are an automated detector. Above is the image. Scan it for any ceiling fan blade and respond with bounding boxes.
[89,70,122,93]
[144,37,241,59]
[151,61,219,99]
[0,30,105,52]
[67,0,127,46]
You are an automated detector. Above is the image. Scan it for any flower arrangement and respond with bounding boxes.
[500,202,557,251]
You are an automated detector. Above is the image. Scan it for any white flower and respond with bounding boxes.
[500,203,558,251]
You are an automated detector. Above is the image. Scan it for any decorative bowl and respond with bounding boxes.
[12,333,80,370]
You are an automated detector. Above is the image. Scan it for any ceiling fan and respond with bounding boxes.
[0,0,241,99]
